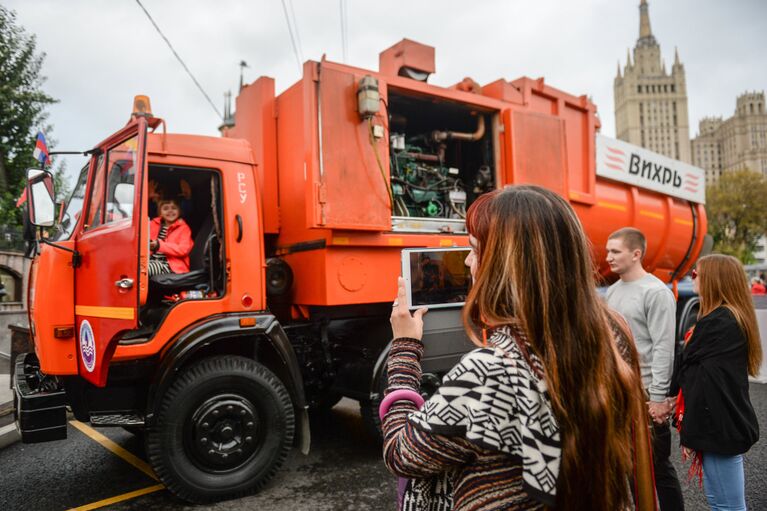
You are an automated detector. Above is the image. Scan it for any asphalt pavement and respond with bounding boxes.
[0,389,766,510]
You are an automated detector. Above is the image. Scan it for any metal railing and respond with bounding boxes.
[0,227,26,252]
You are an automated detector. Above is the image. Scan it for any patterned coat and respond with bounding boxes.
[382,327,561,511]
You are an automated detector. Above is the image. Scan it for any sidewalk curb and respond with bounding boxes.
[0,421,20,449]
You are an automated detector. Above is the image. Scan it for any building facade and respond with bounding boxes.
[691,117,724,184]
[614,0,691,162]
[691,92,767,264]
[692,92,767,186]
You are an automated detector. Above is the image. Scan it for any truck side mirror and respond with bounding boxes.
[26,168,56,227]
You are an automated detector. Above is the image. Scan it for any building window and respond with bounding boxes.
[0,267,22,303]
[638,85,642,93]
[671,85,675,93]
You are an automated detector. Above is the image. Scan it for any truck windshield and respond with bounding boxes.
[51,164,89,241]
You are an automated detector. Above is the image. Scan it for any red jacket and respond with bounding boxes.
[150,217,193,273]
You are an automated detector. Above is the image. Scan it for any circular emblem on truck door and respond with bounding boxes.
[79,320,96,373]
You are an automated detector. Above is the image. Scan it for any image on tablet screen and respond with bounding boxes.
[408,249,471,307]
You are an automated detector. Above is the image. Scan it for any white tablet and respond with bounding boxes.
[401,247,472,310]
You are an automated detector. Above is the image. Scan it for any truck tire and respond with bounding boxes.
[147,355,295,503]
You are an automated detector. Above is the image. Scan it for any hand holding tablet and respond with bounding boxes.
[390,277,428,340]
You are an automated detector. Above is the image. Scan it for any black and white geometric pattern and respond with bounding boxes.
[408,326,561,504]
[148,224,171,276]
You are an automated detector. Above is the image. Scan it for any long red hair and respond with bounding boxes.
[697,254,762,376]
[463,186,645,510]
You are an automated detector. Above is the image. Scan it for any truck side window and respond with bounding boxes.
[104,136,138,224]
[51,163,89,241]
[84,154,105,231]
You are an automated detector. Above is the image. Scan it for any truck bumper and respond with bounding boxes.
[13,353,68,443]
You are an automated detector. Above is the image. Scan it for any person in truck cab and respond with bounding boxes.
[148,196,193,276]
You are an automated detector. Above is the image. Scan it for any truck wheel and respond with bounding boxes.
[147,355,295,503]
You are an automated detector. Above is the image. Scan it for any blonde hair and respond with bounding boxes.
[697,254,763,376]
[608,227,647,258]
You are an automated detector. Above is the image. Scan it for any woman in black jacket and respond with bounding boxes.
[678,254,762,510]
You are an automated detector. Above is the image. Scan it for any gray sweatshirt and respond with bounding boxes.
[605,273,676,402]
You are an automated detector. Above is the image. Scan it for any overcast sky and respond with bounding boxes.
[6,0,767,185]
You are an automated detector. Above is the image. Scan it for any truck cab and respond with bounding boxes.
[17,100,310,503]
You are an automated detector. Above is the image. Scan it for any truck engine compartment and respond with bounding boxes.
[386,89,498,229]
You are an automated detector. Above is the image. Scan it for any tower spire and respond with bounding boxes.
[617,60,622,78]
[639,0,652,38]
[637,0,658,47]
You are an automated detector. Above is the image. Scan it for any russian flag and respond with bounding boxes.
[32,131,51,166]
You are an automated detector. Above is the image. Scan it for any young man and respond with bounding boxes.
[605,227,684,511]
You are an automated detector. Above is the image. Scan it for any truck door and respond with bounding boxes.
[313,63,391,230]
[74,118,148,386]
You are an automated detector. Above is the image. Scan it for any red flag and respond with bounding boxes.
[16,188,27,208]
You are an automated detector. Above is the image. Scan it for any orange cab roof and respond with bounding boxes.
[147,132,254,166]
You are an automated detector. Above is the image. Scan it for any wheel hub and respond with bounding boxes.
[190,395,260,469]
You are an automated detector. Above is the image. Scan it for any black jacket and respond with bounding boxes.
[678,306,759,455]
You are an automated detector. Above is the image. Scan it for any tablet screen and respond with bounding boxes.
[401,248,471,309]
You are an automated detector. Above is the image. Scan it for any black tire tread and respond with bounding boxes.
[146,355,294,503]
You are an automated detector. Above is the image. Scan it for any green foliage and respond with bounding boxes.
[0,6,57,228]
[705,169,767,264]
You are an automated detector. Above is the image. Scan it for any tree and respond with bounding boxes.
[0,6,57,228]
[705,169,767,264]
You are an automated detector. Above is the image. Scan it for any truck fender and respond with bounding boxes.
[146,313,310,454]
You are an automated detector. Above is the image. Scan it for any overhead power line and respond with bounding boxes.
[281,0,303,72]
[339,0,347,62]
[288,0,304,63]
[134,0,222,120]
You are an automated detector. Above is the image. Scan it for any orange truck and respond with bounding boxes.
[15,40,707,502]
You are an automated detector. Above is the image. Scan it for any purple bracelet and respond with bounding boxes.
[379,389,425,421]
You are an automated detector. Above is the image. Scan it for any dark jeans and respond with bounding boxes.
[653,421,685,511]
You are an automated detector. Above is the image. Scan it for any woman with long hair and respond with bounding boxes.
[677,255,761,510]
[382,186,648,510]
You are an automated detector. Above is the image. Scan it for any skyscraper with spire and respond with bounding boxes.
[614,0,691,162]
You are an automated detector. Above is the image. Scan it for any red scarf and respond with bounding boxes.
[675,327,704,486]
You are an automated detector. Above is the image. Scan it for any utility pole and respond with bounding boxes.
[239,60,249,91]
